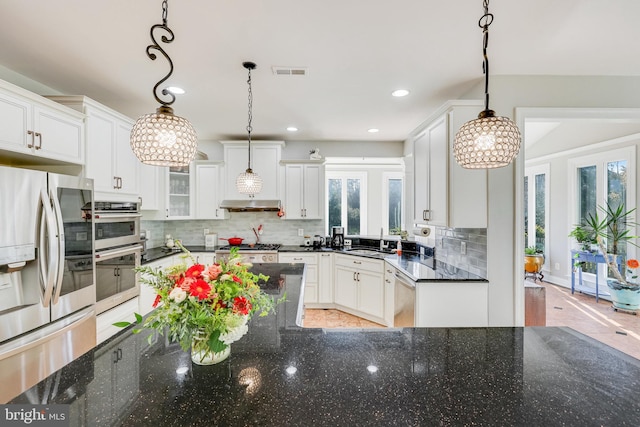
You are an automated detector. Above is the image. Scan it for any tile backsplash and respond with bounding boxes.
[433,227,487,279]
[142,212,325,249]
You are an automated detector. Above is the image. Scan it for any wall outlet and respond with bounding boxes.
[298,229,304,237]
[204,228,210,235]
[460,241,467,255]
[76,232,87,241]
[554,262,560,271]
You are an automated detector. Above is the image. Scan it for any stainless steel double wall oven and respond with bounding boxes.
[91,201,143,314]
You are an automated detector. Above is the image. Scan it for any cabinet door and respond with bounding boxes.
[166,165,192,218]
[0,91,31,152]
[139,163,165,211]
[357,270,384,319]
[223,144,250,199]
[284,164,304,219]
[114,120,139,196]
[334,265,357,309]
[413,131,429,223]
[85,111,117,194]
[318,253,334,304]
[252,145,280,199]
[33,105,83,163]
[195,163,225,219]
[426,115,448,227]
[302,164,322,219]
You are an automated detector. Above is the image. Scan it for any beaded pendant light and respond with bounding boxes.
[130,0,197,167]
[453,0,521,169]
[236,61,263,196]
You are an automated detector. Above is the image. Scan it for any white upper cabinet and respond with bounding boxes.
[282,161,324,220]
[413,101,487,228]
[195,161,226,220]
[138,162,166,211]
[0,81,83,164]
[49,96,140,202]
[221,141,284,200]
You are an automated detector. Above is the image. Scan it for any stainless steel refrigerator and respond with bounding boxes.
[0,166,97,403]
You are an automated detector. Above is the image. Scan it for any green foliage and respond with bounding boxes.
[524,246,539,255]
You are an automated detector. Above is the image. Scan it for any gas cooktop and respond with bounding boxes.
[216,243,281,251]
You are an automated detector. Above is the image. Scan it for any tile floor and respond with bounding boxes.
[304,282,640,360]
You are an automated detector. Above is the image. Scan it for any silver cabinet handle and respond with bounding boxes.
[353,260,362,264]
[353,272,356,281]
[113,176,119,189]
[27,130,35,148]
[35,132,42,149]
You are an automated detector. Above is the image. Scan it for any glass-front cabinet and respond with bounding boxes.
[166,165,193,219]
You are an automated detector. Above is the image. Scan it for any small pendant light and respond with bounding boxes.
[236,61,263,196]
[130,0,198,167]
[453,0,521,169]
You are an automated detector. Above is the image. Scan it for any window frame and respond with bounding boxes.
[382,171,404,235]
[325,171,368,236]
[568,146,637,282]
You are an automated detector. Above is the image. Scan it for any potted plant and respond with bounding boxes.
[524,246,545,281]
[568,224,596,252]
[584,204,640,311]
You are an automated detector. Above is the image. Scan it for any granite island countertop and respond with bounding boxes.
[8,258,640,426]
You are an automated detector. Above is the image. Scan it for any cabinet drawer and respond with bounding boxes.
[279,253,318,265]
[334,254,383,273]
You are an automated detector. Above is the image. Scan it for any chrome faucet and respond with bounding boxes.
[379,228,388,251]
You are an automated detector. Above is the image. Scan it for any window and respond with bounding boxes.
[326,172,367,235]
[524,164,549,255]
[383,172,403,234]
[570,147,636,280]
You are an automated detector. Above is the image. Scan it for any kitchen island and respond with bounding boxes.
[9,262,640,426]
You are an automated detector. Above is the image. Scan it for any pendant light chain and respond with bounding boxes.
[479,0,493,114]
[452,0,521,169]
[246,65,253,171]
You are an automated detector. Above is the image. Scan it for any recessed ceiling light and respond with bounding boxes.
[166,86,185,95]
[368,128,379,133]
[286,126,298,132]
[391,89,409,97]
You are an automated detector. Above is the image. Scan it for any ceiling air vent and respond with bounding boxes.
[272,66,308,76]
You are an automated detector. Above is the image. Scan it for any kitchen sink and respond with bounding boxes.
[346,248,391,256]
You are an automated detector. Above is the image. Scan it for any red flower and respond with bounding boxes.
[232,275,242,284]
[232,296,252,315]
[152,294,161,308]
[627,259,639,269]
[188,279,211,300]
[185,264,205,279]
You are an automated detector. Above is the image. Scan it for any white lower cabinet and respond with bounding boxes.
[95,297,139,345]
[317,253,334,305]
[279,253,319,305]
[191,252,215,266]
[415,281,489,327]
[334,254,385,325]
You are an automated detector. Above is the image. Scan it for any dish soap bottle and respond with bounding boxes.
[396,241,402,256]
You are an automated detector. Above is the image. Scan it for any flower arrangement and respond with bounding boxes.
[116,245,279,363]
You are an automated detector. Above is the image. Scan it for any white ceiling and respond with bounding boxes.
[1,0,640,144]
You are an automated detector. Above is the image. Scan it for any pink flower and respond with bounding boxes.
[204,264,223,281]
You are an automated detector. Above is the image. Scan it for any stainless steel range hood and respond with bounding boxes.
[219,199,281,212]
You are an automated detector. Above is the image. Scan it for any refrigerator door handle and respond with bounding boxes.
[39,189,57,308]
[49,187,66,305]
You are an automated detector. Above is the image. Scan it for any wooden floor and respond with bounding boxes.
[303,282,640,360]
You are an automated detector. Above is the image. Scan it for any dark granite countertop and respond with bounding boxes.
[143,246,484,282]
[9,261,640,425]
